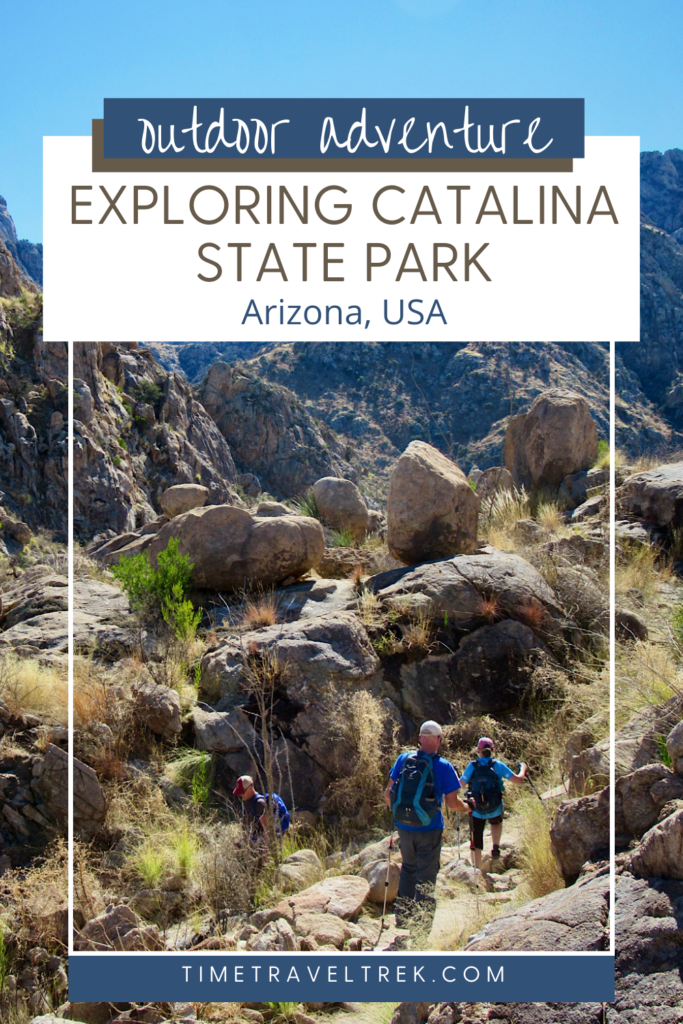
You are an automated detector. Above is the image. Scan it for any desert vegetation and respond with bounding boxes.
[66,350,618,957]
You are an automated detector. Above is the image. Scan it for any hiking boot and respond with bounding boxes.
[491,844,501,859]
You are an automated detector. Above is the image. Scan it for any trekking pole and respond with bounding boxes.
[373,829,394,950]
[518,761,551,817]
[456,812,461,861]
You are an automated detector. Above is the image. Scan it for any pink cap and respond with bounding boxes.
[477,737,494,752]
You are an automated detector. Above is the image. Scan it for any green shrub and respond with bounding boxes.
[657,734,673,768]
[118,437,127,449]
[112,455,122,467]
[135,380,164,406]
[172,827,200,875]
[330,528,355,547]
[167,748,212,790]
[111,537,202,640]
[595,439,610,469]
[132,844,165,888]
[192,757,211,806]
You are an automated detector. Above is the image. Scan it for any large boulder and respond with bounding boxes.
[312,477,369,538]
[159,483,209,518]
[148,505,324,591]
[447,619,552,714]
[75,905,164,951]
[464,869,609,951]
[476,466,515,501]
[616,764,683,838]
[191,706,255,753]
[360,858,401,903]
[368,549,567,642]
[552,764,683,881]
[628,809,683,880]
[275,875,369,921]
[274,850,323,892]
[200,610,379,703]
[386,441,480,564]
[550,789,610,881]
[290,701,360,777]
[569,701,683,795]
[132,680,182,740]
[557,467,608,510]
[612,872,683,1021]
[399,620,552,724]
[617,462,683,528]
[31,744,106,839]
[504,389,599,490]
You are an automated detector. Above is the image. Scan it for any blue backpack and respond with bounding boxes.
[467,759,503,813]
[391,751,441,827]
[261,792,290,834]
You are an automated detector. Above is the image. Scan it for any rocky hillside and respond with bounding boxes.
[73,343,242,540]
[143,149,683,461]
[0,195,42,289]
[145,342,621,503]
[0,302,66,539]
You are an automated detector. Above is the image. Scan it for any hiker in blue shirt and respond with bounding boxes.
[233,774,290,843]
[385,720,473,927]
[459,737,527,869]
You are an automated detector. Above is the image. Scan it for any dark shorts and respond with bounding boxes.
[470,814,503,849]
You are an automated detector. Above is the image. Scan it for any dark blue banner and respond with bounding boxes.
[102,98,584,160]
[69,953,614,1002]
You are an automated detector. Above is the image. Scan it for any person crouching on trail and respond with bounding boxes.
[233,775,290,845]
[459,737,527,869]
[385,720,473,927]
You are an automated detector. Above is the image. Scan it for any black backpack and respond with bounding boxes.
[467,759,503,813]
[391,751,442,828]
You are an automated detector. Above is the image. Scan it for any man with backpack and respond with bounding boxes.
[385,720,474,927]
[233,775,290,842]
[459,737,527,868]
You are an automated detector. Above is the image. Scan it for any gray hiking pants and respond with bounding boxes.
[395,827,442,925]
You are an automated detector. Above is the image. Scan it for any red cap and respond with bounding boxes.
[233,774,254,796]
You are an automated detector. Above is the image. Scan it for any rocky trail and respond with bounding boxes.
[64,381,625,965]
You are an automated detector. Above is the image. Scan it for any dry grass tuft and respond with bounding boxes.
[358,588,382,626]
[616,541,670,596]
[349,563,365,589]
[536,501,564,533]
[477,593,501,623]
[429,892,501,950]
[325,690,398,825]
[516,794,564,900]
[616,640,682,727]
[0,654,67,724]
[401,608,434,650]
[516,599,548,633]
[239,594,279,629]
[6,839,69,952]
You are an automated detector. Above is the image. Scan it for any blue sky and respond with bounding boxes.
[2,0,682,242]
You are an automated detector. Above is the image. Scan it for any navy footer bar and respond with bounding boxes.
[69,954,615,1003]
